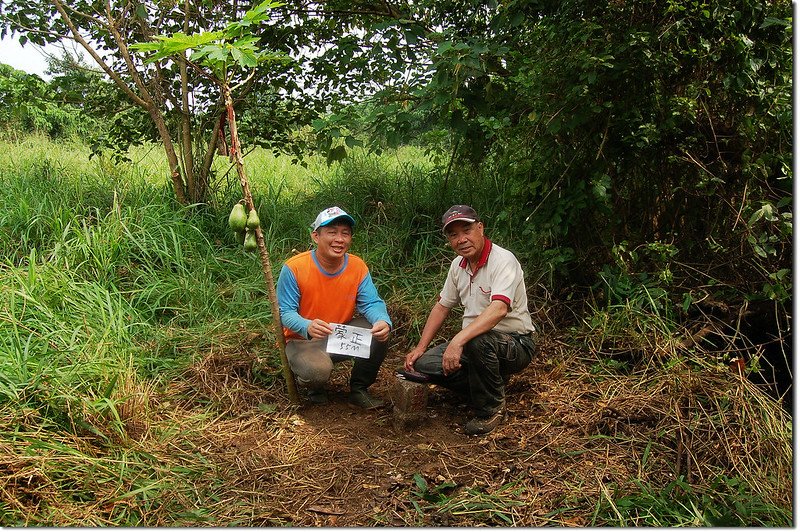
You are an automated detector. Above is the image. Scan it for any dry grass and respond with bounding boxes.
[0,331,791,526]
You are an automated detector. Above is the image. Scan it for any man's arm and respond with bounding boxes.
[404,301,452,370]
[356,272,393,341]
[441,299,508,375]
[450,299,508,347]
[276,265,312,338]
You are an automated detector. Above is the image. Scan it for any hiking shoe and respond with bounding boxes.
[349,389,384,409]
[305,389,329,405]
[464,410,506,435]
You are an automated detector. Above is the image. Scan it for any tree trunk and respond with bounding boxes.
[147,105,189,205]
[222,84,298,403]
[180,0,197,202]
[51,0,190,205]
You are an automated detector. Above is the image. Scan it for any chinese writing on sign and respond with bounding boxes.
[326,323,372,358]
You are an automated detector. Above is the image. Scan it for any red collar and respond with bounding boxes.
[459,237,492,274]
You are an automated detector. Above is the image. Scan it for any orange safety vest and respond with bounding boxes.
[282,251,369,340]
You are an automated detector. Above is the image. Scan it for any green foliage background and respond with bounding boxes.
[0,0,790,395]
[323,0,792,302]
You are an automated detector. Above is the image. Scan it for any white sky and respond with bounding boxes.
[0,35,90,79]
[0,35,52,77]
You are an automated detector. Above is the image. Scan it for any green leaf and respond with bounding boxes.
[230,46,244,65]
[748,203,775,225]
[206,45,231,63]
[760,17,791,29]
[326,145,347,164]
[233,36,260,48]
[238,49,259,68]
[344,136,361,148]
[131,31,224,62]
[257,403,277,413]
[436,41,453,54]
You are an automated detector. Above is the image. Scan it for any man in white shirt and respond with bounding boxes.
[404,205,537,435]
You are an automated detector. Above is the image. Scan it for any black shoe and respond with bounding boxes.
[305,389,329,405]
[464,409,506,435]
[349,389,384,409]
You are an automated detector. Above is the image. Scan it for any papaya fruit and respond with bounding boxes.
[246,208,261,230]
[234,230,245,245]
[228,203,247,232]
[243,230,258,252]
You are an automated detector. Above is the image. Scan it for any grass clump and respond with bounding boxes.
[592,475,791,527]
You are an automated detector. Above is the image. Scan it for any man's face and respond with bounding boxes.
[312,222,353,262]
[445,220,484,261]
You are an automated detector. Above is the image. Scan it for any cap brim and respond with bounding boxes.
[317,214,355,229]
[443,216,476,229]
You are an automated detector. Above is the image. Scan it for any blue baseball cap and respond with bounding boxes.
[311,206,356,231]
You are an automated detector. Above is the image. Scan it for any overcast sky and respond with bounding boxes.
[0,35,90,79]
[0,35,53,77]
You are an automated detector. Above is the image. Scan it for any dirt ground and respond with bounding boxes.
[177,336,698,527]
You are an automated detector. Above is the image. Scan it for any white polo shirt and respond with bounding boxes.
[439,238,535,334]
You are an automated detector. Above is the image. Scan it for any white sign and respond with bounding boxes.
[326,323,372,359]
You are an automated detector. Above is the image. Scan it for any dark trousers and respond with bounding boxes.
[413,330,536,417]
[285,317,388,391]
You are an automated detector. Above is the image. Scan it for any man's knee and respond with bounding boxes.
[413,344,446,375]
[286,341,334,387]
[463,334,496,364]
[370,338,389,362]
[292,359,333,387]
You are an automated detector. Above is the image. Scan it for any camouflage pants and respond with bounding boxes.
[413,329,536,417]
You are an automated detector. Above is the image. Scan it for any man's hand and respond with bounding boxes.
[307,318,333,339]
[404,347,425,371]
[442,342,463,375]
[371,320,391,342]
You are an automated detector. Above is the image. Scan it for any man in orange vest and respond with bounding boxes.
[277,206,392,409]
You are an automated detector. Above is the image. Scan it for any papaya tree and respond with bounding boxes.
[130,0,298,402]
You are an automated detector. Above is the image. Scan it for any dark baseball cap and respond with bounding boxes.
[442,205,480,229]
